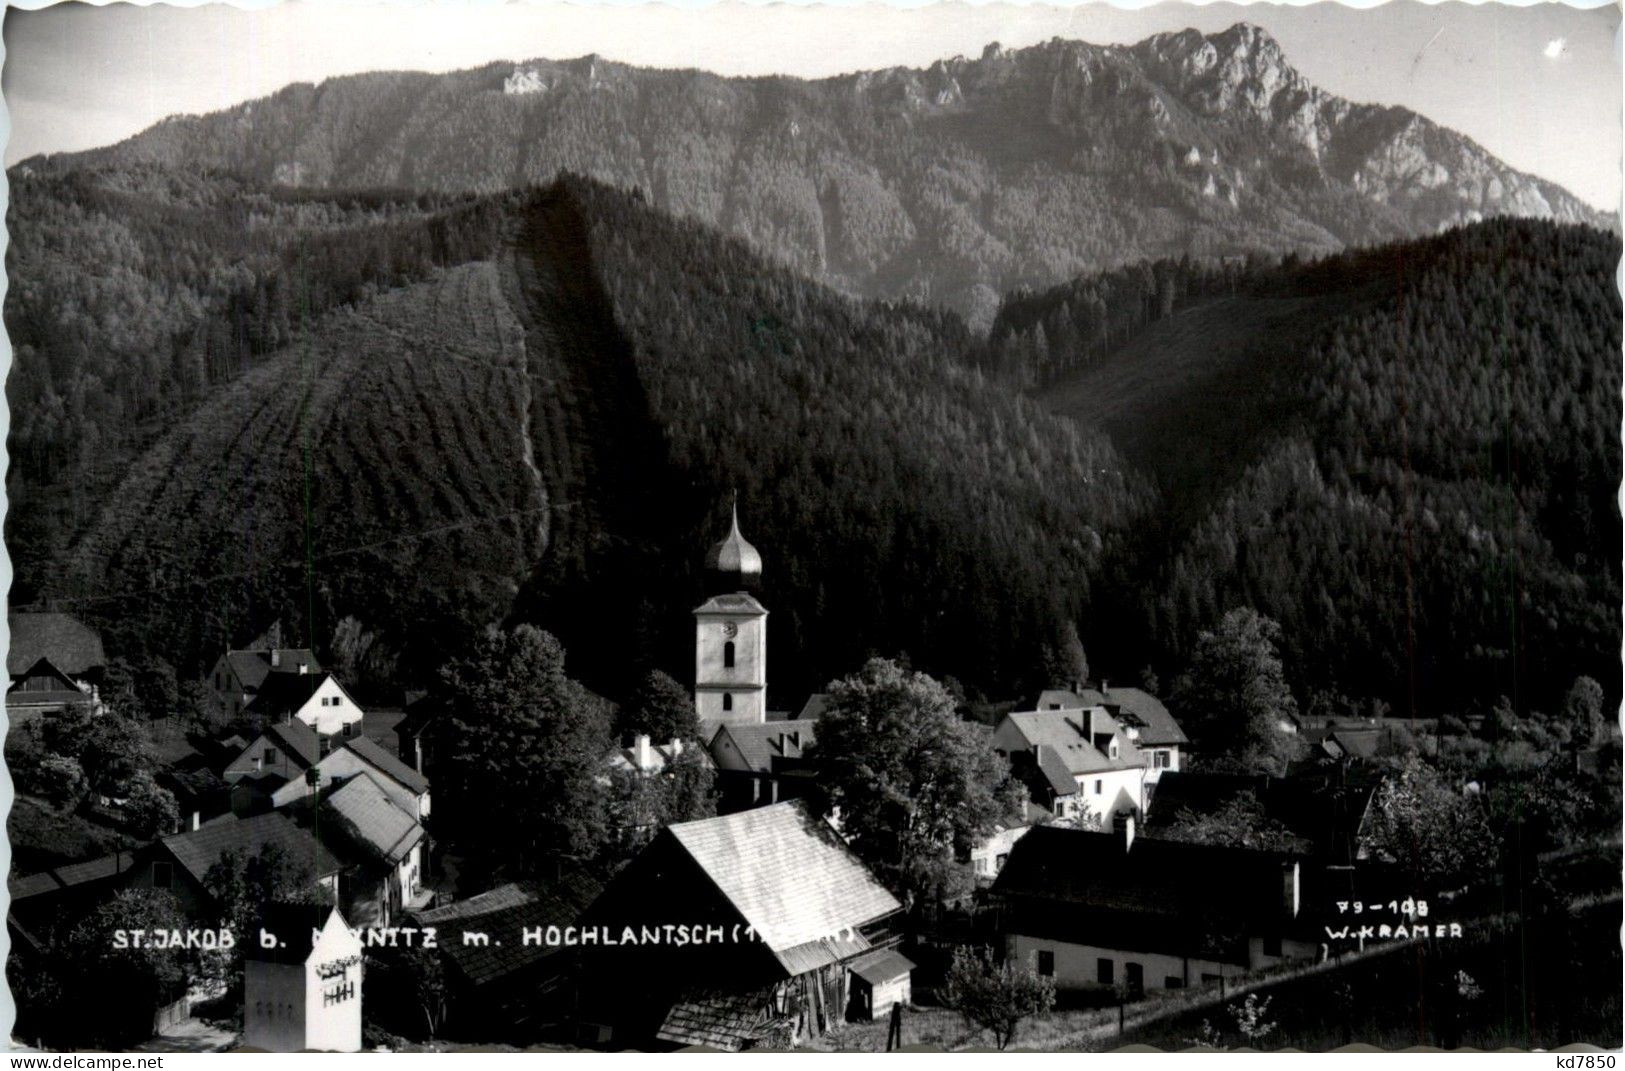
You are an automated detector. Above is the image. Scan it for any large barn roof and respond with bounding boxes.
[666,800,900,974]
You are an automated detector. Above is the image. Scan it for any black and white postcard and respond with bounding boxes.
[1,0,1619,1053]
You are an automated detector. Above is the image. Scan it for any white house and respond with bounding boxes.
[991,817,1319,995]
[245,672,364,739]
[1035,684,1189,789]
[244,902,363,1052]
[268,735,431,819]
[969,824,1031,880]
[993,706,1149,825]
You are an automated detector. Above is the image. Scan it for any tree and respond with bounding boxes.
[33,753,88,805]
[939,946,1056,1051]
[1038,619,1089,690]
[46,702,151,794]
[1171,609,1304,775]
[201,843,325,985]
[1364,756,1498,889]
[178,679,227,735]
[122,770,179,838]
[56,889,192,1047]
[439,624,612,875]
[807,658,1022,908]
[369,944,449,1040]
[617,669,699,743]
[603,745,718,859]
[1563,676,1609,745]
[1152,792,1311,853]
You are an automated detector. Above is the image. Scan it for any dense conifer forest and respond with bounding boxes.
[6,163,1619,721]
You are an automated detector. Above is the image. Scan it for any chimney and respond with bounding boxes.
[633,734,653,771]
[299,663,309,676]
[271,649,282,669]
[1282,861,1300,918]
[671,737,683,758]
[1112,810,1136,854]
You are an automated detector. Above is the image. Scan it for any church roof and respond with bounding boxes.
[695,592,768,616]
[704,505,763,578]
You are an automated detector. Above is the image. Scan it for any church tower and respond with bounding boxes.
[694,504,767,726]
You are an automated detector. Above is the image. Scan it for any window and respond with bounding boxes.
[264,747,278,765]
[723,641,735,668]
[1094,779,1103,795]
[1155,750,1171,769]
[1109,741,1118,758]
[1053,799,1067,817]
[152,861,172,889]
[1263,933,1282,957]
[342,721,356,738]
[1037,951,1055,977]
[1048,703,1061,710]
[1126,962,1144,995]
[995,852,1009,872]
[1097,958,1113,985]
[722,693,733,712]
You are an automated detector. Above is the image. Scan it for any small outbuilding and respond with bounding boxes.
[846,948,915,1021]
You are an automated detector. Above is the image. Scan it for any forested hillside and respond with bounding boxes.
[4,167,510,596]
[22,175,1148,702]
[32,24,1612,326]
[1016,219,1622,716]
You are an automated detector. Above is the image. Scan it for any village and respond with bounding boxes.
[5,508,1619,1052]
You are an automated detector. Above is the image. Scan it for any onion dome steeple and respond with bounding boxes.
[704,500,762,592]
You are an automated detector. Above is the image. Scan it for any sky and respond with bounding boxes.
[2,0,1620,210]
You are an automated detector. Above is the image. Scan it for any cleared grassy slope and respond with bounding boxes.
[61,260,543,678]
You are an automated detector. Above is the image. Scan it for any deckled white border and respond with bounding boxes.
[0,0,1618,1057]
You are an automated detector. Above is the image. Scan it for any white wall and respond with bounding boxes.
[695,609,766,724]
[304,913,364,1053]
[294,678,364,737]
[1071,766,1147,824]
[1008,933,1240,992]
[244,962,308,1052]
[269,748,429,817]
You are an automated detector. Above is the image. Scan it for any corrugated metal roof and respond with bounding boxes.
[667,800,900,975]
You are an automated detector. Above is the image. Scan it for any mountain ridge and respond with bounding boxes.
[28,23,1612,326]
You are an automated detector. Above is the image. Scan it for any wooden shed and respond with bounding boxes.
[847,948,915,1020]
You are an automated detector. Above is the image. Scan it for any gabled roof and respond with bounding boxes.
[159,811,339,888]
[990,825,1308,959]
[261,719,323,769]
[245,671,343,720]
[709,719,817,774]
[324,773,424,865]
[224,649,321,693]
[795,694,832,721]
[342,734,429,795]
[1045,686,1189,747]
[411,872,602,988]
[665,800,900,975]
[7,613,105,677]
[6,657,92,708]
[1002,708,1144,774]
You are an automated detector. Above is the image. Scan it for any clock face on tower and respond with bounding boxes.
[721,622,738,638]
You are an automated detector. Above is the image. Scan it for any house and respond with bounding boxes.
[607,734,709,777]
[1141,768,1382,864]
[244,901,363,1053]
[8,612,106,686]
[6,656,99,725]
[993,707,1148,825]
[1035,683,1189,787]
[131,811,342,917]
[158,766,232,832]
[988,815,1320,994]
[573,800,908,1050]
[270,735,431,819]
[7,850,141,938]
[404,871,603,1040]
[244,672,364,739]
[395,693,447,777]
[209,643,322,721]
[706,718,818,812]
[320,773,431,926]
[968,824,1031,881]
[223,719,325,809]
